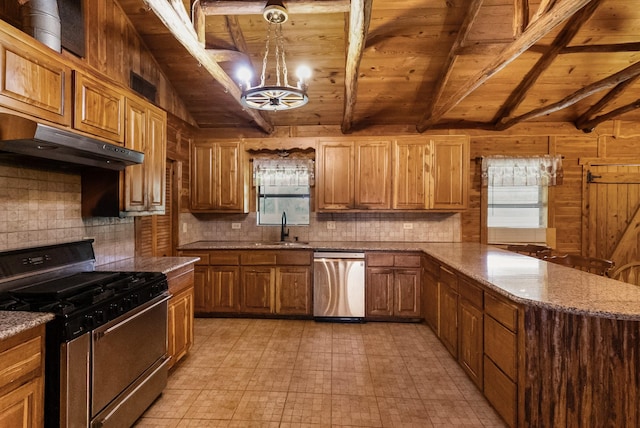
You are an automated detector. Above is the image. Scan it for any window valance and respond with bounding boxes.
[253,159,315,186]
[481,155,563,187]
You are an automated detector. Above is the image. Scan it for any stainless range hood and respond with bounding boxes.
[0,113,143,171]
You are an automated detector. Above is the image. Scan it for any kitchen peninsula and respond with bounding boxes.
[179,240,640,427]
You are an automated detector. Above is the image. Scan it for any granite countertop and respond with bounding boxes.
[96,256,201,274]
[0,312,54,341]
[179,240,640,320]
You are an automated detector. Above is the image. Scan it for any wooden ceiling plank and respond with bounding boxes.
[493,0,603,125]
[417,0,593,133]
[498,60,640,130]
[143,0,274,133]
[205,48,250,62]
[341,0,373,134]
[200,0,351,15]
[575,75,640,130]
[577,99,640,133]
[421,0,484,124]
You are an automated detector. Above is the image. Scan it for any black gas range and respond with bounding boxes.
[0,240,170,428]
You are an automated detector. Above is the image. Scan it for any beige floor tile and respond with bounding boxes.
[176,420,231,427]
[332,337,366,354]
[226,422,279,428]
[298,336,332,353]
[371,371,420,399]
[206,367,254,391]
[331,394,382,427]
[281,392,332,426]
[331,352,369,372]
[263,337,301,353]
[331,370,375,396]
[134,417,181,427]
[376,396,433,428]
[246,368,293,392]
[141,389,201,419]
[414,373,464,401]
[167,366,216,390]
[183,390,244,420]
[294,351,332,371]
[232,391,287,422]
[367,354,409,375]
[289,369,332,394]
[219,349,263,369]
[423,399,485,427]
[363,337,402,357]
[256,349,298,369]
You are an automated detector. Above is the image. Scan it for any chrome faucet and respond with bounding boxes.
[281,211,289,242]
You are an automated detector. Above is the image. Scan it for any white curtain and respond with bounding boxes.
[481,155,563,187]
[253,159,315,186]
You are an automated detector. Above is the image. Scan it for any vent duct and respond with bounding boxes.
[21,0,61,52]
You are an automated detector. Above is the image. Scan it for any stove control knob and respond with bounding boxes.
[109,303,121,316]
[84,314,96,329]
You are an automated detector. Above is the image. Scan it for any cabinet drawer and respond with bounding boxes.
[485,293,518,332]
[422,256,439,278]
[484,315,517,381]
[179,252,210,266]
[275,251,312,265]
[241,251,278,265]
[167,265,194,295]
[484,356,516,428]
[367,253,421,268]
[394,254,421,268]
[367,253,394,267]
[458,277,483,309]
[210,252,240,265]
[0,332,42,388]
[439,266,458,291]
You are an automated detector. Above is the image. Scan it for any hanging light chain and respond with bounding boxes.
[278,24,289,88]
[260,23,272,88]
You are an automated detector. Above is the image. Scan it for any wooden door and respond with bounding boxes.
[355,141,391,209]
[584,162,640,265]
[393,139,429,209]
[274,266,311,315]
[317,141,354,209]
[124,98,147,211]
[366,268,394,317]
[210,266,239,312]
[190,142,215,210]
[216,142,243,211]
[432,137,468,210]
[240,267,273,314]
[394,268,421,318]
[147,107,167,212]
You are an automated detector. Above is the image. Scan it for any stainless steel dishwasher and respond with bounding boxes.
[313,252,365,321]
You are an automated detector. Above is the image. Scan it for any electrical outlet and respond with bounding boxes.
[182,223,187,233]
[231,223,241,229]
[327,221,336,230]
[403,223,414,230]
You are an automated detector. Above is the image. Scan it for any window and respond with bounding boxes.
[253,158,313,226]
[487,185,547,228]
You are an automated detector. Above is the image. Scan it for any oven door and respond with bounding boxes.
[91,294,169,422]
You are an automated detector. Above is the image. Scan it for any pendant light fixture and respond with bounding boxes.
[236,0,311,111]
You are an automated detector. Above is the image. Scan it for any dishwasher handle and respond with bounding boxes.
[313,252,365,259]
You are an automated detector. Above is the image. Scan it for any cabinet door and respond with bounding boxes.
[394,268,421,318]
[393,140,430,209]
[317,141,354,210]
[423,258,439,330]
[439,281,458,357]
[0,377,42,428]
[240,267,273,314]
[458,298,483,388]
[73,71,125,143]
[216,142,243,211]
[193,265,210,313]
[124,98,147,211]
[168,288,194,369]
[210,266,239,312]
[146,107,167,212]
[275,266,311,315]
[0,35,71,125]
[355,141,391,209]
[366,268,394,317]
[190,142,215,210]
[432,137,468,210]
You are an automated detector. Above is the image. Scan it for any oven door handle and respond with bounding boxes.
[94,294,170,341]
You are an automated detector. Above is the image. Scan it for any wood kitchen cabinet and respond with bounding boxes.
[457,276,483,388]
[393,136,469,210]
[0,22,71,126]
[438,265,458,357]
[182,251,240,315]
[317,140,391,210]
[190,141,245,212]
[166,264,195,369]
[0,324,45,428]
[73,70,126,143]
[365,252,421,320]
[422,255,439,331]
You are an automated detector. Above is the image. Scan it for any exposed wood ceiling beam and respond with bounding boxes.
[492,0,602,125]
[575,76,640,131]
[416,0,593,133]
[143,0,273,134]
[513,0,529,37]
[497,60,640,130]
[530,0,557,26]
[200,0,350,15]
[577,99,640,132]
[563,43,640,54]
[205,48,249,62]
[421,0,484,124]
[193,0,206,44]
[341,0,372,134]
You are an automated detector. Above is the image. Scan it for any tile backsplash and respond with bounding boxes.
[0,164,134,265]
[180,211,461,245]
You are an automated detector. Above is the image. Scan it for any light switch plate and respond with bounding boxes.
[232,223,241,229]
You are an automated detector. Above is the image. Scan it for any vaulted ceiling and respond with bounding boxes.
[118,0,640,134]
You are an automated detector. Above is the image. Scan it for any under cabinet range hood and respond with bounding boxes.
[0,113,143,170]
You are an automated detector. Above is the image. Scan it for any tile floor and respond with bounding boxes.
[136,318,506,427]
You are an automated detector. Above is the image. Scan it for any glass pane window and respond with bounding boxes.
[488,185,547,228]
[258,185,310,225]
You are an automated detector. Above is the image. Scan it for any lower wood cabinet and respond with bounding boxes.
[438,266,458,357]
[0,324,45,428]
[365,252,421,320]
[422,256,439,330]
[166,264,195,369]
[457,277,483,388]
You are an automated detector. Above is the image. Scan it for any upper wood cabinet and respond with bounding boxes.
[393,135,469,210]
[317,140,391,210]
[190,141,245,212]
[0,22,71,125]
[73,70,126,143]
[124,98,166,213]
